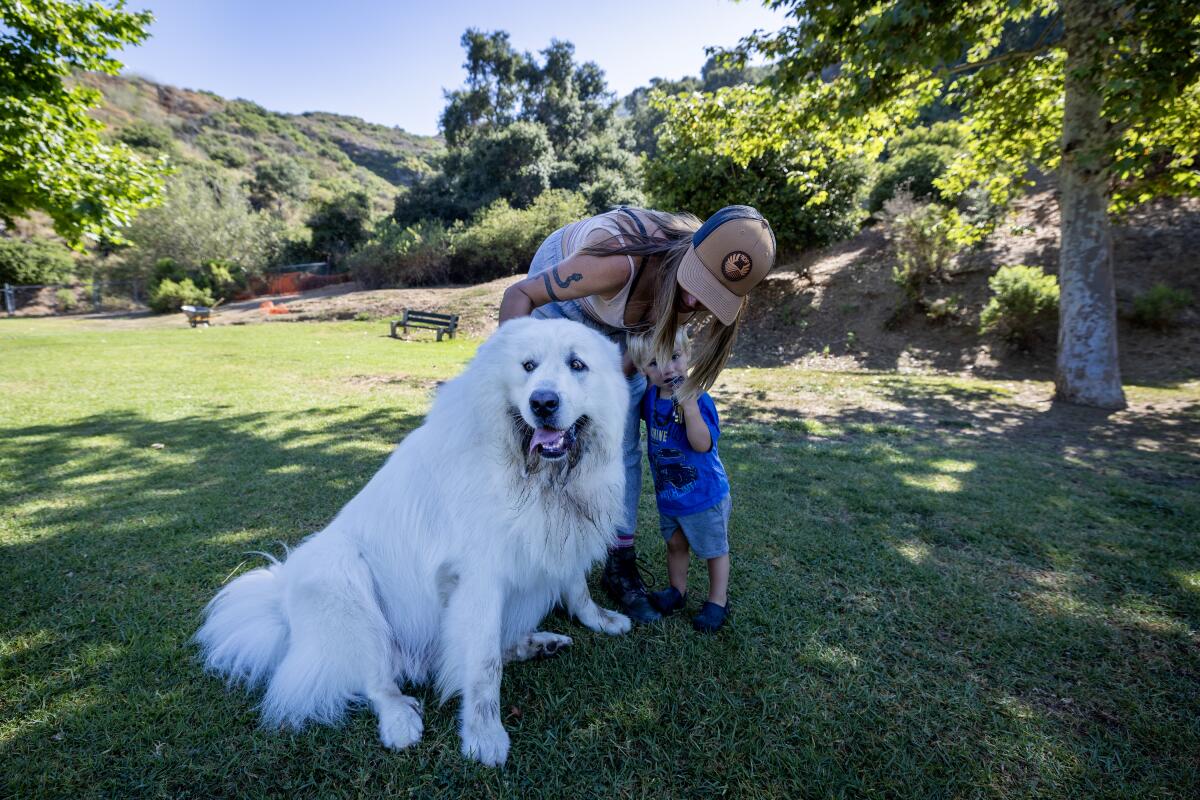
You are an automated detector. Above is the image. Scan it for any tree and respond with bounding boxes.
[307,192,371,266]
[443,120,555,212]
[623,55,772,158]
[247,158,310,213]
[0,0,165,243]
[732,1,1200,409]
[645,84,870,253]
[400,29,642,223]
[123,168,282,278]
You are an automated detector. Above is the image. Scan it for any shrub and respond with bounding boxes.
[151,257,185,288]
[148,278,215,313]
[347,219,452,289]
[0,237,76,285]
[117,121,175,152]
[980,265,1060,348]
[448,189,589,284]
[307,192,371,267]
[925,294,962,323]
[200,259,245,297]
[882,195,958,305]
[868,122,965,212]
[208,145,248,168]
[1130,283,1193,331]
[55,287,79,311]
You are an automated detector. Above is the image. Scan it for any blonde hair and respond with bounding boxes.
[626,328,689,371]
[581,208,744,401]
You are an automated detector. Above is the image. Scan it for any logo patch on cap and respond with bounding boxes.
[722,251,753,281]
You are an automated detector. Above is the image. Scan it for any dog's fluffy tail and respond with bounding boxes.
[197,545,394,729]
[196,560,290,696]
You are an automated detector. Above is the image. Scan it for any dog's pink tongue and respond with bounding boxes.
[529,427,566,454]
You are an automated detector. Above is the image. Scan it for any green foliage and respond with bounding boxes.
[247,158,310,212]
[980,264,1060,348]
[199,259,242,296]
[731,2,1200,217]
[407,30,641,222]
[347,219,452,289]
[1131,283,1193,331]
[0,0,165,243]
[148,255,244,299]
[0,237,76,285]
[116,121,175,152]
[924,294,962,323]
[54,287,78,311]
[449,189,589,284]
[645,85,870,253]
[151,256,185,286]
[207,145,248,169]
[553,126,645,211]
[124,168,284,278]
[307,191,371,266]
[883,196,960,305]
[147,277,215,313]
[623,55,772,158]
[868,122,967,212]
[447,121,556,210]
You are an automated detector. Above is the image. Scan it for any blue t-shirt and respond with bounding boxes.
[641,385,730,516]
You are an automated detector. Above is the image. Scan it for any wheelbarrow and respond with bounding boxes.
[181,298,224,327]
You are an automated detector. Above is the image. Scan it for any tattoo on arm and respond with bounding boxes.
[542,267,582,302]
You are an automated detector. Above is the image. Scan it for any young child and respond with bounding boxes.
[627,330,731,632]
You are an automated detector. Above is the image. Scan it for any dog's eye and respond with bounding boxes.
[569,358,587,372]
[522,360,536,372]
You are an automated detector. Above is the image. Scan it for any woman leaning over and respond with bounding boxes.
[499,205,776,622]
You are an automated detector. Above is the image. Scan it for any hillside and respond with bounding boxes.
[80,72,444,216]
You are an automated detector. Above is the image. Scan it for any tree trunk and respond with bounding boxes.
[1055,0,1126,409]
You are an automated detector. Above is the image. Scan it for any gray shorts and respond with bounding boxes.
[658,495,731,559]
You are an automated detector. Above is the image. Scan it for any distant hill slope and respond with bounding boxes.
[81,72,443,214]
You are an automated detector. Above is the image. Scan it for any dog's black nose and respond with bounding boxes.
[529,390,560,420]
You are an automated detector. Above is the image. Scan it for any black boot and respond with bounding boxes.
[599,547,661,624]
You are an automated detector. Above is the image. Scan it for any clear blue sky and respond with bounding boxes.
[116,0,788,137]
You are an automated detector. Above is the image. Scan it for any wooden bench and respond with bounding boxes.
[390,309,459,342]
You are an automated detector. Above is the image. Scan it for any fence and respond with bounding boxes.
[4,264,351,317]
[3,280,146,317]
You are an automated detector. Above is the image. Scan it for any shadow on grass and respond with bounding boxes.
[711,377,1200,794]
[0,406,435,794]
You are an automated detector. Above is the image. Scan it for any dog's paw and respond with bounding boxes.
[377,695,423,751]
[595,607,631,635]
[461,719,510,767]
[529,631,572,658]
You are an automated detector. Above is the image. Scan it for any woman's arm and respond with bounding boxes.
[499,251,632,323]
[678,397,713,454]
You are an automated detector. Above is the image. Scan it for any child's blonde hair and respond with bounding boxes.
[627,328,689,371]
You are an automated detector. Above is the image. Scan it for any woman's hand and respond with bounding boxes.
[499,252,633,323]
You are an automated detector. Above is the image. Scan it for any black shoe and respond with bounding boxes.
[692,601,728,633]
[649,586,686,615]
[599,548,661,624]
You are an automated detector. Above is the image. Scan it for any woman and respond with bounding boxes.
[499,205,776,622]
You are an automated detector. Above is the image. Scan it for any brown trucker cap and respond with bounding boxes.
[677,205,776,326]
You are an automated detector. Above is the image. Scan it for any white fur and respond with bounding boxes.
[196,317,631,766]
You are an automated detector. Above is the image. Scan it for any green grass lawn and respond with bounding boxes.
[2,319,1198,799]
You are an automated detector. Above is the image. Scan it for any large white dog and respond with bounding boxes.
[196,317,631,766]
